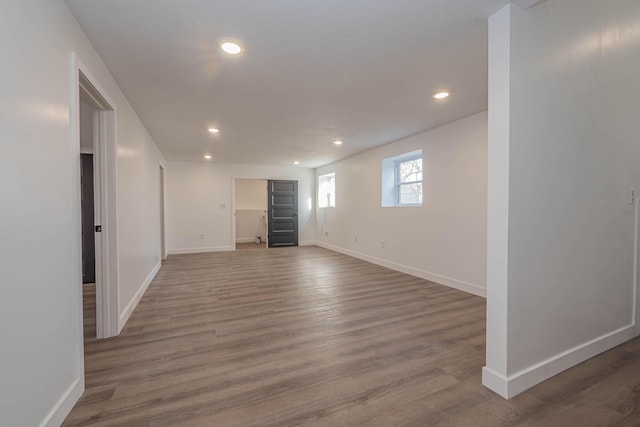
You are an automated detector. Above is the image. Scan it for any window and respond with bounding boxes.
[395,155,422,205]
[381,150,422,207]
[318,172,335,208]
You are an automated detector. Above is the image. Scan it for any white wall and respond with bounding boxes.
[315,112,488,296]
[484,0,640,398]
[235,179,267,210]
[235,179,267,243]
[235,210,267,243]
[166,162,315,253]
[113,97,166,327]
[0,1,165,425]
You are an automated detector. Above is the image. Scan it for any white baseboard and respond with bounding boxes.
[235,240,314,246]
[236,237,259,243]
[167,246,234,255]
[40,377,84,427]
[483,324,639,398]
[481,367,509,398]
[314,241,486,297]
[118,261,161,333]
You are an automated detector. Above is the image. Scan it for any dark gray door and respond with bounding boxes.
[267,180,298,248]
[81,154,96,283]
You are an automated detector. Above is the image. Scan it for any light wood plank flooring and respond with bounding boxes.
[82,283,96,341]
[65,246,640,426]
[236,242,267,250]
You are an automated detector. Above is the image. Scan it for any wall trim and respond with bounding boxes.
[483,324,638,398]
[40,377,83,427]
[224,240,314,247]
[72,52,120,339]
[481,367,509,399]
[236,237,259,243]
[118,261,161,333]
[314,242,486,297]
[168,246,235,255]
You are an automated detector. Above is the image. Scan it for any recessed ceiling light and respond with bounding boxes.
[208,128,219,133]
[293,161,300,165]
[434,92,450,99]
[333,140,343,146]
[204,155,212,160]
[220,41,242,55]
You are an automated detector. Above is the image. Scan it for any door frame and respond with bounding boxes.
[160,164,167,260]
[71,53,120,340]
[634,192,640,330]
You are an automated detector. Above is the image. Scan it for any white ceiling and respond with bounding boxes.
[66,0,510,168]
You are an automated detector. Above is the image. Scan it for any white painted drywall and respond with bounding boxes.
[235,179,267,243]
[166,162,315,253]
[235,179,267,210]
[484,0,640,398]
[235,211,267,243]
[114,105,166,327]
[0,1,165,425]
[315,112,488,296]
[511,0,546,9]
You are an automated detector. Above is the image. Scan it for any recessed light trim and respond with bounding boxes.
[434,91,450,99]
[333,140,343,146]
[208,128,219,133]
[220,41,242,55]
[293,161,300,165]
[204,155,212,160]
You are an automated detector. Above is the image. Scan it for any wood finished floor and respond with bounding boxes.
[65,246,640,426]
[236,242,267,251]
[82,283,97,341]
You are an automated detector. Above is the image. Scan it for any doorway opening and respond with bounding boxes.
[233,179,268,250]
[74,63,119,340]
[80,150,95,284]
[231,178,300,250]
[79,94,97,340]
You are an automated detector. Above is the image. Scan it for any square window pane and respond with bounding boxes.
[398,158,422,183]
[399,183,422,204]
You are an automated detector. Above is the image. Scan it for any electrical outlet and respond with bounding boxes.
[381,241,385,249]
[354,236,358,243]
[630,188,637,205]
[200,234,205,240]
[324,231,329,236]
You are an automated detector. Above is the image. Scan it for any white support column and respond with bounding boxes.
[482,3,512,399]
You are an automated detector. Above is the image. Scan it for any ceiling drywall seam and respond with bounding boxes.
[511,0,546,9]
